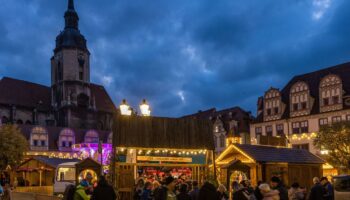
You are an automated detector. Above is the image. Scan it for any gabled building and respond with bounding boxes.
[183,107,253,155]
[250,62,350,159]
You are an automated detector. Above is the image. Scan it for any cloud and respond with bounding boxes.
[0,0,349,117]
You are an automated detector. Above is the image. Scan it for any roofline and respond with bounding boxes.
[215,144,255,163]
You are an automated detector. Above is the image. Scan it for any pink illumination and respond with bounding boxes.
[72,143,112,165]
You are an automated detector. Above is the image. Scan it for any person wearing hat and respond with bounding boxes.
[154,176,177,200]
[74,180,91,200]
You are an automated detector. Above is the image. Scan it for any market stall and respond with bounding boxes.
[111,115,214,199]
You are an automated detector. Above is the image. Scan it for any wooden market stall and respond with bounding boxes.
[75,157,101,184]
[216,144,325,190]
[111,115,214,199]
[16,156,79,186]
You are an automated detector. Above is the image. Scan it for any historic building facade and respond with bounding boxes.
[0,0,117,167]
[183,107,253,155]
[250,62,350,155]
[0,0,116,131]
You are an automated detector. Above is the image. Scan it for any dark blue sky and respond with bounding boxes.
[1,0,350,117]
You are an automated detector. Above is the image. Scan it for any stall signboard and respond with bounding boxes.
[137,156,193,163]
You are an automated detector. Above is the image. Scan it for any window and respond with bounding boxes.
[219,135,225,147]
[276,124,284,136]
[266,126,273,136]
[274,107,279,114]
[57,167,75,182]
[332,116,342,123]
[85,130,99,143]
[255,127,262,137]
[319,118,328,126]
[267,108,272,116]
[59,129,75,150]
[347,115,350,121]
[323,98,329,106]
[332,96,340,104]
[292,144,309,151]
[79,71,83,81]
[333,176,350,192]
[30,127,48,149]
[300,121,308,133]
[301,102,307,110]
[293,103,299,111]
[292,122,300,134]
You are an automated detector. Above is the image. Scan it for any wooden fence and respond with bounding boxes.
[14,186,53,195]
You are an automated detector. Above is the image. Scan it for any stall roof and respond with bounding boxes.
[113,116,214,150]
[19,156,80,168]
[217,144,325,164]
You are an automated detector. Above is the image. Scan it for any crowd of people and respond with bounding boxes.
[130,175,334,200]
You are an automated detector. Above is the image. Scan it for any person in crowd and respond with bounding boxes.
[189,181,199,200]
[232,181,240,194]
[320,177,333,200]
[288,182,304,200]
[177,183,191,200]
[198,181,220,200]
[74,180,91,200]
[308,177,324,200]
[0,183,12,200]
[270,177,288,200]
[232,181,251,200]
[217,184,229,200]
[154,176,177,200]
[254,181,264,200]
[140,181,153,200]
[259,183,279,200]
[152,180,161,195]
[133,179,145,200]
[91,176,116,200]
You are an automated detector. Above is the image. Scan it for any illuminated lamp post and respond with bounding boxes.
[139,99,151,116]
[119,99,132,116]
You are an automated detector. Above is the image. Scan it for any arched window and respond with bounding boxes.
[320,75,342,111]
[30,126,48,150]
[59,129,75,149]
[290,82,310,113]
[84,130,99,143]
[107,132,113,144]
[219,135,226,147]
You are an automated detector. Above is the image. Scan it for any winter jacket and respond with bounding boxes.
[91,184,116,200]
[177,192,191,200]
[73,185,90,200]
[323,182,334,200]
[232,188,250,200]
[262,190,280,200]
[308,183,324,200]
[198,182,220,200]
[288,188,304,200]
[189,188,199,200]
[273,184,288,200]
[141,189,152,200]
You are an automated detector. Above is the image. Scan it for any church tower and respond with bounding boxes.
[51,0,96,128]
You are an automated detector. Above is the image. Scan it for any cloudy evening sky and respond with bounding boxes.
[1,0,350,117]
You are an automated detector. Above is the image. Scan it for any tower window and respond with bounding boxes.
[79,71,83,81]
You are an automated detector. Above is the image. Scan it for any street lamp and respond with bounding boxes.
[119,99,132,116]
[139,99,151,116]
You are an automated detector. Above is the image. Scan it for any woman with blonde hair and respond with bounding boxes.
[259,183,279,200]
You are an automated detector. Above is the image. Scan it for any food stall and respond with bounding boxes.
[111,115,215,199]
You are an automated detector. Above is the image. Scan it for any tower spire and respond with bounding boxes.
[68,0,75,10]
[64,0,79,29]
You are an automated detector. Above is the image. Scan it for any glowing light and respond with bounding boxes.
[120,99,132,116]
[139,99,151,116]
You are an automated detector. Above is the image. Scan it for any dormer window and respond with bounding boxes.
[290,82,310,116]
[30,126,48,151]
[264,88,284,121]
[320,74,343,112]
[85,130,99,143]
[59,129,75,150]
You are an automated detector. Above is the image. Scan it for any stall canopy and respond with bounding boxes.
[217,144,325,164]
[17,156,80,171]
[113,116,214,150]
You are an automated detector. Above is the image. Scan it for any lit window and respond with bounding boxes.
[255,127,262,137]
[292,122,300,134]
[85,130,99,143]
[30,127,48,149]
[59,129,75,149]
[332,116,342,123]
[265,126,273,136]
[319,118,328,126]
[300,121,308,133]
[276,124,284,136]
